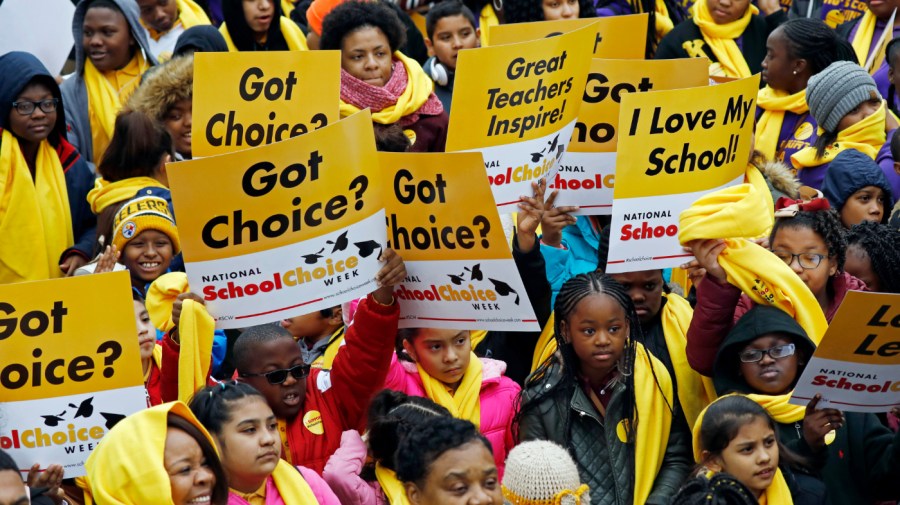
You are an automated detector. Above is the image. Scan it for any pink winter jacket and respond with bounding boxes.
[323,430,386,505]
[382,354,520,475]
[226,466,340,505]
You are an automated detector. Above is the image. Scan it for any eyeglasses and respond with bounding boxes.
[771,250,827,270]
[239,364,310,385]
[12,98,59,116]
[739,343,796,363]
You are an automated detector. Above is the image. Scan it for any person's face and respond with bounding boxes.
[164,99,192,159]
[561,293,628,382]
[541,0,579,20]
[239,337,306,419]
[212,396,280,492]
[770,226,836,301]
[242,0,275,35]
[866,0,900,19]
[280,308,339,341]
[840,186,885,227]
[706,0,751,24]
[164,427,216,505]
[134,299,156,361]
[122,230,174,284]
[8,82,56,146]
[341,27,394,87]
[608,270,664,325]
[137,0,178,33]
[83,6,135,72]
[427,15,479,71]
[405,441,502,505]
[0,470,29,505]
[845,244,881,291]
[762,28,805,93]
[836,98,881,132]
[739,334,800,395]
[707,417,779,499]
[403,329,472,389]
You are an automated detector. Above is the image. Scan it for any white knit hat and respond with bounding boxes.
[502,441,590,505]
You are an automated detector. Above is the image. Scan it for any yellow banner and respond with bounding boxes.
[0,271,142,402]
[192,51,341,156]
[812,292,900,365]
[487,15,648,58]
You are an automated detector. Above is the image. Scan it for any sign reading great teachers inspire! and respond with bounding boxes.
[605,75,759,273]
[167,112,386,329]
[446,25,595,212]
[791,292,900,413]
[0,271,145,478]
[381,152,538,331]
[192,51,341,156]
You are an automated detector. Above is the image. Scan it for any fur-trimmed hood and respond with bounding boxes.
[126,55,193,121]
[756,158,802,200]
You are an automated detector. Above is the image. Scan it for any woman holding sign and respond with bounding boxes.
[219,0,308,51]
[320,1,449,152]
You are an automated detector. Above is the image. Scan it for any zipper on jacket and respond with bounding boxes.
[794,422,802,439]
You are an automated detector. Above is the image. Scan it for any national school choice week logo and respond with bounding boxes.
[0,397,126,453]
[201,229,382,301]
[396,263,522,308]
[485,133,565,187]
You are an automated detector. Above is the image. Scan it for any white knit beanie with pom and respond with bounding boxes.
[501,441,590,505]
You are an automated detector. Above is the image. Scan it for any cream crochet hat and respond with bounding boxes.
[502,441,589,505]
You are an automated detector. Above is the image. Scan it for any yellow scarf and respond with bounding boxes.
[375,464,410,505]
[340,52,435,125]
[744,164,775,237]
[470,329,488,349]
[632,342,674,505]
[282,0,295,15]
[693,397,794,505]
[790,101,885,169]
[851,10,888,73]
[220,17,308,51]
[269,460,319,503]
[532,314,557,373]
[660,293,717,429]
[177,0,211,27]
[86,176,167,215]
[634,0,675,40]
[0,130,73,283]
[679,183,828,343]
[417,352,483,429]
[480,4,499,46]
[146,272,214,403]
[83,53,148,163]
[690,0,756,78]
[311,326,345,369]
[755,86,809,160]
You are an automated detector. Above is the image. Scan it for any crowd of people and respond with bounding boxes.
[4,0,900,503]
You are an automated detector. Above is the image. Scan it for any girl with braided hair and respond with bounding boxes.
[845,220,900,292]
[516,271,691,505]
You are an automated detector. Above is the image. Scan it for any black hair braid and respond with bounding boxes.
[395,417,491,485]
[188,380,265,434]
[770,208,847,271]
[671,473,759,505]
[846,221,900,293]
[367,389,452,470]
[780,18,858,76]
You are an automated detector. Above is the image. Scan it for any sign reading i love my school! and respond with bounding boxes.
[605,75,759,273]
[0,271,145,478]
[192,50,341,156]
[381,152,539,331]
[167,111,387,329]
[446,24,595,213]
[487,14,648,58]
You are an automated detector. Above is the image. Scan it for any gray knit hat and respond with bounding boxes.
[806,61,881,133]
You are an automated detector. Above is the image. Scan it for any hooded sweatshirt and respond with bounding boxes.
[713,305,900,505]
[173,25,230,56]
[821,148,894,224]
[0,51,97,276]
[61,0,159,168]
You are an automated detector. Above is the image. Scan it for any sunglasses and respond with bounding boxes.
[239,364,310,384]
[739,343,796,363]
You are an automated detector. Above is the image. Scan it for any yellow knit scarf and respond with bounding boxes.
[0,130,73,283]
[220,16,308,51]
[790,101,886,169]
[417,352,483,429]
[851,10,889,73]
[311,326,345,369]
[84,53,148,163]
[268,460,319,503]
[633,0,675,40]
[690,0,756,78]
[480,4,499,46]
[146,272,214,402]
[143,0,210,40]
[339,52,436,125]
[632,342,674,504]
[375,464,410,505]
[744,164,775,238]
[282,0,295,15]
[533,314,557,373]
[86,176,167,215]
[755,86,809,160]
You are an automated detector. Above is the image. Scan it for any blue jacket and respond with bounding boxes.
[540,216,599,304]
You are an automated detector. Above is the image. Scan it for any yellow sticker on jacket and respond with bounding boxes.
[303,410,324,435]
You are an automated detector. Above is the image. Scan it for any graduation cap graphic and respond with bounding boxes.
[354,240,382,258]
[69,397,94,419]
[41,411,67,427]
[488,278,520,305]
[447,272,466,285]
[327,231,349,253]
[301,248,325,264]
[99,412,126,430]
[529,150,545,163]
[465,264,483,281]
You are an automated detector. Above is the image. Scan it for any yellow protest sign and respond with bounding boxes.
[381,152,539,330]
[0,271,146,477]
[791,291,900,412]
[167,111,386,329]
[487,15,648,58]
[447,24,595,212]
[605,75,759,272]
[192,51,341,156]
[554,58,709,214]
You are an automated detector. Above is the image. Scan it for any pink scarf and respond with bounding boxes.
[340,58,443,127]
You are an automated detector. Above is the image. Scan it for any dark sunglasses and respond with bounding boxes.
[239,364,310,384]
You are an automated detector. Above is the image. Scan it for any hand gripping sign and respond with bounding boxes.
[380,152,539,331]
[487,14,648,58]
[167,111,386,329]
[0,271,145,478]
